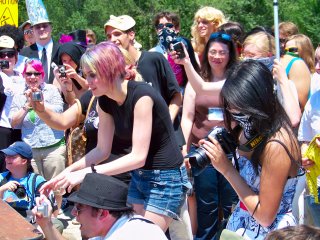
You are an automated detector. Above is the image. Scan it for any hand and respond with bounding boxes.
[39,169,70,196]
[199,136,233,175]
[181,145,191,170]
[64,63,79,80]
[0,180,19,192]
[272,59,288,84]
[32,195,53,227]
[169,42,190,66]
[59,76,73,92]
[26,87,45,112]
[302,157,315,170]
[316,137,320,148]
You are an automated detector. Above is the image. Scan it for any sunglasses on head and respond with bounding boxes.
[156,23,174,30]
[210,32,232,42]
[25,72,42,77]
[0,50,16,58]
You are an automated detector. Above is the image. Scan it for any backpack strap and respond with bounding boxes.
[0,172,11,187]
[129,217,155,224]
[30,173,40,209]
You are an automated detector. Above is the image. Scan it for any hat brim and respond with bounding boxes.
[1,148,18,156]
[31,20,51,26]
[67,191,133,211]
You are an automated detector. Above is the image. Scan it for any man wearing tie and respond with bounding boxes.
[20,1,59,84]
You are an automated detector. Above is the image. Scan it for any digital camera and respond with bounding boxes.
[14,185,27,199]
[58,65,66,78]
[0,60,9,69]
[31,91,43,102]
[185,126,238,176]
[37,202,49,217]
[171,41,186,59]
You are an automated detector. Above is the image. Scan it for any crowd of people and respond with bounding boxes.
[0,1,320,240]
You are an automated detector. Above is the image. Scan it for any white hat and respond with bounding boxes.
[104,15,136,32]
[26,0,51,26]
[0,35,15,49]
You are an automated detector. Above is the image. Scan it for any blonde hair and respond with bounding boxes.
[243,32,275,57]
[286,34,315,73]
[191,6,226,54]
[119,48,143,81]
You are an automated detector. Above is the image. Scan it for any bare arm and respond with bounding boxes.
[168,92,182,122]
[273,59,301,127]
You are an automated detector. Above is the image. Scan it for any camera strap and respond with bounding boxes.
[238,134,267,152]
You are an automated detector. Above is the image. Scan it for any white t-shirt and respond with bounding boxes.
[298,90,320,185]
[311,72,320,97]
[89,215,168,240]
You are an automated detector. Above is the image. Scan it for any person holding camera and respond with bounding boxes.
[0,141,58,220]
[53,41,89,106]
[9,59,66,212]
[180,32,239,239]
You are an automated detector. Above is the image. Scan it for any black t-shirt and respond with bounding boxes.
[98,81,183,170]
[80,91,131,184]
[137,51,180,105]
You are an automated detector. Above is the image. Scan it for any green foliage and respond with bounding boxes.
[18,0,320,48]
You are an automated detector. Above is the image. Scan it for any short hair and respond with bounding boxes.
[91,206,134,219]
[201,32,238,81]
[22,59,45,79]
[191,6,226,54]
[286,34,315,73]
[80,41,126,87]
[0,24,24,52]
[265,225,320,240]
[153,11,180,29]
[243,31,275,57]
[279,22,299,39]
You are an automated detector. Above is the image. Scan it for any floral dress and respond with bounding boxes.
[226,155,298,237]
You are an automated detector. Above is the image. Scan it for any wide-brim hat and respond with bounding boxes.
[26,0,51,26]
[68,173,133,211]
[0,141,33,159]
[19,20,32,30]
[0,35,15,50]
[104,15,136,32]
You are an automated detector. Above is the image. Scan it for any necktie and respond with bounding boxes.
[41,47,48,83]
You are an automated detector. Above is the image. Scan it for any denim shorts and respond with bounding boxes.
[127,165,191,220]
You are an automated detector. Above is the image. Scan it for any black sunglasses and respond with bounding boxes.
[0,51,16,58]
[24,29,33,35]
[25,72,42,77]
[156,23,174,30]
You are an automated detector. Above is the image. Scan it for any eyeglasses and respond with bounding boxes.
[0,51,16,58]
[72,204,86,216]
[24,29,33,35]
[34,23,49,30]
[285,47,298,53]
[25,72,42,77]
[210,32,232,42]
[156,23,174,30]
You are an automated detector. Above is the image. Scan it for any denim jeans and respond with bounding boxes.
[193,165,238,240]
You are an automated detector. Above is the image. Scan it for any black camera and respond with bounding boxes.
[58,65,66,78]
[14,185,27,199]
[0,60,9,69]
[31,91,43,101]
[185,126,238,176]
[171,41,186,59]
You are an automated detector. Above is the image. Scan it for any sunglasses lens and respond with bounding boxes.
[26,72,41,76]
[166,23,174,28]
[0,52,15,58]
[157,24,164,29]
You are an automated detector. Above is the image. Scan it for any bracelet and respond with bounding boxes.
[22,105,32,112]
[91,164,97,173]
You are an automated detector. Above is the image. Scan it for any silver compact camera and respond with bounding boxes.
[37,202,49,217]
[31,91,43,102]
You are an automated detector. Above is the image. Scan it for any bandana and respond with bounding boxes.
[157,28,177,52]
[230,112,256,140]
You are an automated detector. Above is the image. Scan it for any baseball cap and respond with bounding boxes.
[0,35,15,49]
[1,141,33,159]
[104,15,136,32]
[68,173,133,211]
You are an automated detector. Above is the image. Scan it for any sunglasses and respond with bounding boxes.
[156,23,174,30]
[285,47,298,53]
[0,51,16,58]
[25,72,42,77]
[24,29,33,35]
[210,32,232,42]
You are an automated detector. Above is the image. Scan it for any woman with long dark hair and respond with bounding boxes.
[200,60,302,238]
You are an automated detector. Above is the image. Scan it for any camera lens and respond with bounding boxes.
[14,185,27,199]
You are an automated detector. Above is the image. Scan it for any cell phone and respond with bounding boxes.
[32,91,43,102]
[171,42,186,59]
